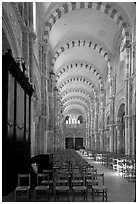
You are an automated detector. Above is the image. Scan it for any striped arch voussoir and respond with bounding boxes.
[56,61,104,89]
[43,2,130,47]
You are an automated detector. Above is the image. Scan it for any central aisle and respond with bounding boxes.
[77,151,135,202]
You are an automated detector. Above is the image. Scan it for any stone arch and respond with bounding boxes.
[56,61,104,90]
[63,105,87,118]
[58,75,98,98]
[61,88,93,104]
[52,40,110,65]
[63,102,88,113]
[64,108,84,118]
[63,100,89,112]
[62,96,90,108]
[115,97,125,121]
[43,2,130,49]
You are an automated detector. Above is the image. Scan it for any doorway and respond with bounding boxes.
[65,137,83,150]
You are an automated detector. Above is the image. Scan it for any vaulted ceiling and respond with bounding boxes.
[40,2,135,119]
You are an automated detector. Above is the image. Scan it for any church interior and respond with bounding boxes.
[2,2,136,202]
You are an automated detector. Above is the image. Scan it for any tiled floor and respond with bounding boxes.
[78,151,135,202]
[3,151,135,202]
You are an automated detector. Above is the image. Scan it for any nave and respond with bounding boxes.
[3,149,135,202]
[2,2,136,201]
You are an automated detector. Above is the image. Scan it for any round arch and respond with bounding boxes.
[43,2,130,50]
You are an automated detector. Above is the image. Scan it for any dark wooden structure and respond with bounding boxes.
[65,137,83,150]
[2,53,34,195]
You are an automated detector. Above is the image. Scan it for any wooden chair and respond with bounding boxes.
[72,173,87,201]
[15,174,31,201]
[41,170,53,193]
[85,169,98,191]
[92,173,107,202]
[54,172,70,201]
[34,174,50,201]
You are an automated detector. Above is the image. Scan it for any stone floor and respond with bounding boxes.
[2,151,135,202]
[78,151,135,202]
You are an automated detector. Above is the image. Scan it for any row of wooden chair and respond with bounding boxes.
[15,172,107,201]
[53,149,107,202]
[15,149,108,201]
[81,149,136,183]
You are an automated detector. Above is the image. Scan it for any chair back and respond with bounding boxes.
[37,174,45,186]
[18,174,31,187]
[94,173,104,185]
[54,172,69,188]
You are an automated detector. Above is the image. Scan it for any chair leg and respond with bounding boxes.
[67,191,69,202]
[83,190,87,201]
[14,190,17,201]
[85,190,87,201]
[54,190,56,202]
[47,190,50,201]
[105,190,107,202]
[27,190,30,201]
[92,188,95,201]
[73,190,75,202]
[103,190,104,201]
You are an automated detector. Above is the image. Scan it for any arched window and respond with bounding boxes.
[78,115,83,124]
[65,116,69,124]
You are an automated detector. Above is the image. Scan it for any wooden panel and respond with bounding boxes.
[75,138,83,150]
[16,83,24,140]
[65,138,74,149]
[26,94,29,141]
[2,54,34,195]
[7,73,14,139]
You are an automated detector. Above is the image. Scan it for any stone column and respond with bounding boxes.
[94,98,99,151]
[29,31,36,83]
[128,79,133,156]
[109,96,115,153]
[37,42,50,154]
[100,89,105,151]
[108,62,115,153]
[90,107,93,150]
[124,46,130,155]
[53,87,58,151]
[100,108,105,151]
[31,97,35,156]
[91,105,95,150]
[88,112,91,149]
[116,124,120,154]
[128,39,134,156]
[85,116,88,149]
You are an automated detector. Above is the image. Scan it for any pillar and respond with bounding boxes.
[91,105,95,150]
[37,41,50,153]
[94,98,99,151]
[53,87,58,151]
[100,89,105,151]
[108,63,114,152]
[124,45,130,155]
[29,31,36,83]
